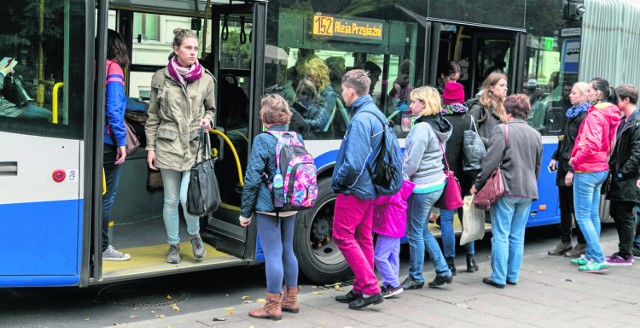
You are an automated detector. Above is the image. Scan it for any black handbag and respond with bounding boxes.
[186,126,221,216]
[463,115,487,173]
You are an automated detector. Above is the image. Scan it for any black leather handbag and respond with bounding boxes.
[186,126,221,217]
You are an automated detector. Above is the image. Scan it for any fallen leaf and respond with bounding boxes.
[166,295,173,300]
[150,311,156,314]
[255,298,265,303]
[129,315,138,318]
[171,304,180,311]
[227,311,235,315]
[212,317,228,321]
[311,291,323,295]
[335,287,345,291]
[155,314,165,318]
[243,300,253,304]
[241,295,250,300]
[311,285,318,289]
[225,307,234,311]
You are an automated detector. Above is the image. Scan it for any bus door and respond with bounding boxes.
[0,0,91,287]
[201,2,267,260]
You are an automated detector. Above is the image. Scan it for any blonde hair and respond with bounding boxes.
[411,86,441,116]
[572,82,589,95]
[260,94,292,125]
[479,72,508,122]
[295,79,318,101]
[297,55,331,92]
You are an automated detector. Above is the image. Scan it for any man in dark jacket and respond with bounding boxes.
[605,84,640,266]
[332,69,385,309]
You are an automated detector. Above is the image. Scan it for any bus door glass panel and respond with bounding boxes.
[201,4,257,260]
[472,35,515,94]
[0,0,86,284]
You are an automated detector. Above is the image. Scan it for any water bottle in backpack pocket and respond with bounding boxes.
[266,131,318,211]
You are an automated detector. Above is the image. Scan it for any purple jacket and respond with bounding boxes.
[372,180,415,238]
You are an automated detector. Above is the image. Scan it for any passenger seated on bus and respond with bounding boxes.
[0,63,51,122]
[289,79,328,139]
[388,59,414,125]
[265,62,295,108]
[325,56,345,99]
[364,61,381,96]
[296,54,336,125]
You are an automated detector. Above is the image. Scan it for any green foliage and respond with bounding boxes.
[221,28,252,67]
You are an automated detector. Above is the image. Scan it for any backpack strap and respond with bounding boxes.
[265,130,298,172]
[358,110,388,177]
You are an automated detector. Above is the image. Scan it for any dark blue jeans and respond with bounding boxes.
[102,144,122,252]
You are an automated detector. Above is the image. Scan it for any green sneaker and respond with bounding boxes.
[578,261,608,273]
[570,256,588,266]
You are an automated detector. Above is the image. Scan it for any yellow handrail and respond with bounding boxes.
[102,168,106,195]
[209,129,244,186]
[52,82,63,124]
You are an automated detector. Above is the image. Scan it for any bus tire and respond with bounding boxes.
[293,177,352,284]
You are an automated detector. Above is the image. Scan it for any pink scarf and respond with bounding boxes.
[167,57,203,86]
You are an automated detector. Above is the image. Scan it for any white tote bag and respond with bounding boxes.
[460,196,486,245]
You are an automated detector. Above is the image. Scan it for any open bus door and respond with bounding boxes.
[200,2,266,260]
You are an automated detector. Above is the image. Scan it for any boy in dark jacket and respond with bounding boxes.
[605,84,640,266]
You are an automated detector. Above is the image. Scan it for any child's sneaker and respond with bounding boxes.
[578,261,608,273]
[605,252,634,266]
[103,245,131,261]
[380,285,403,298]
[570,255,589,266]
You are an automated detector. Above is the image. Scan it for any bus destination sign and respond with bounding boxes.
[312,15,383,41]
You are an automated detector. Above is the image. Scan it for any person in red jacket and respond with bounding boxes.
[568,77,621,273]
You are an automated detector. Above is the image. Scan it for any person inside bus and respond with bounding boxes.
[472,94,542,289]
[289,79,328,138]
[0,62,51,122]
[296,54,334,128]
[145,28,215,265]
[101,29,132,261]
[325,56,345,99]
[239,94,301,320]
[468,71,509,148]
[388,59,414,124]
[525,79,543,105]
[401,86,454,290]
[364,61,382,96]
[604,84,640,266]
[568,77,621,273]
[547,82,589,258]
[438,81,479,274]
[436,61,462,94]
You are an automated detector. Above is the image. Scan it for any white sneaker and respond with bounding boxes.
[103,245,131,261]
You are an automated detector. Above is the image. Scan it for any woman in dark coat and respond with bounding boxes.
[547,82,589,258]
[439,82,479,274]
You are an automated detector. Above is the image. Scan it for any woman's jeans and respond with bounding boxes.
[440,208,475,257]
[374,235,401,288]
[490,196,533,285]
[407,190,452,282]
[160,169,200,245]
[102,145,122,252]
[573,171,608,263]
[256,212,298,294]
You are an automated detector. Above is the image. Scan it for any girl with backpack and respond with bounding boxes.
[239,94,304,321]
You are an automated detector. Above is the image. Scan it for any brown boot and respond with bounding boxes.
[248,292,282,320]
[548,241,572,256]
[281,286,300,313]
[564,243,586,258]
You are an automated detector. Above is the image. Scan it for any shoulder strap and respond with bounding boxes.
[468,114,478,132]
[358,110,388,175]
[439,142,450,171]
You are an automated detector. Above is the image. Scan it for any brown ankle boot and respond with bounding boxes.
[281,286,300,313]
[248,292,282,320]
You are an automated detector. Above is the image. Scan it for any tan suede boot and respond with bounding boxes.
[248,292,282,320]
[281,286,300,313]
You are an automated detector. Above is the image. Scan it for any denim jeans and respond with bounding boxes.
[490,196,532,285]
[407,190,451,282]
[17,104,52,122]
[573,171,608,263]
[256,212,298,294]
[102,145,122,252]
[160,168,200,245]
[440,208,475,258]
[332,194,380,295]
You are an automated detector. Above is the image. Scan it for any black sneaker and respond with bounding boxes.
[632,246,640,258]
[348,293,384,309]
[335,290,360,303]
[482,277,505,289]
[428,275,453,288]
[381,285,403,298]
[401,276,424,290]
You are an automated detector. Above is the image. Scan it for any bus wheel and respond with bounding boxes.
[294,178,352,284]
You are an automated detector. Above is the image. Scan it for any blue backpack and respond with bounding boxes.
[361,110,403,196]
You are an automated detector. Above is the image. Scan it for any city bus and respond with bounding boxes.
[1,0,638,288]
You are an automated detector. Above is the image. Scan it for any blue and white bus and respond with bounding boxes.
[1,0,638,287]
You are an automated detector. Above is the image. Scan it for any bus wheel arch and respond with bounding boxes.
[294,177,352,284]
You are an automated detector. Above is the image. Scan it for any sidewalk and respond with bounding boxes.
[113,231,640,328]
